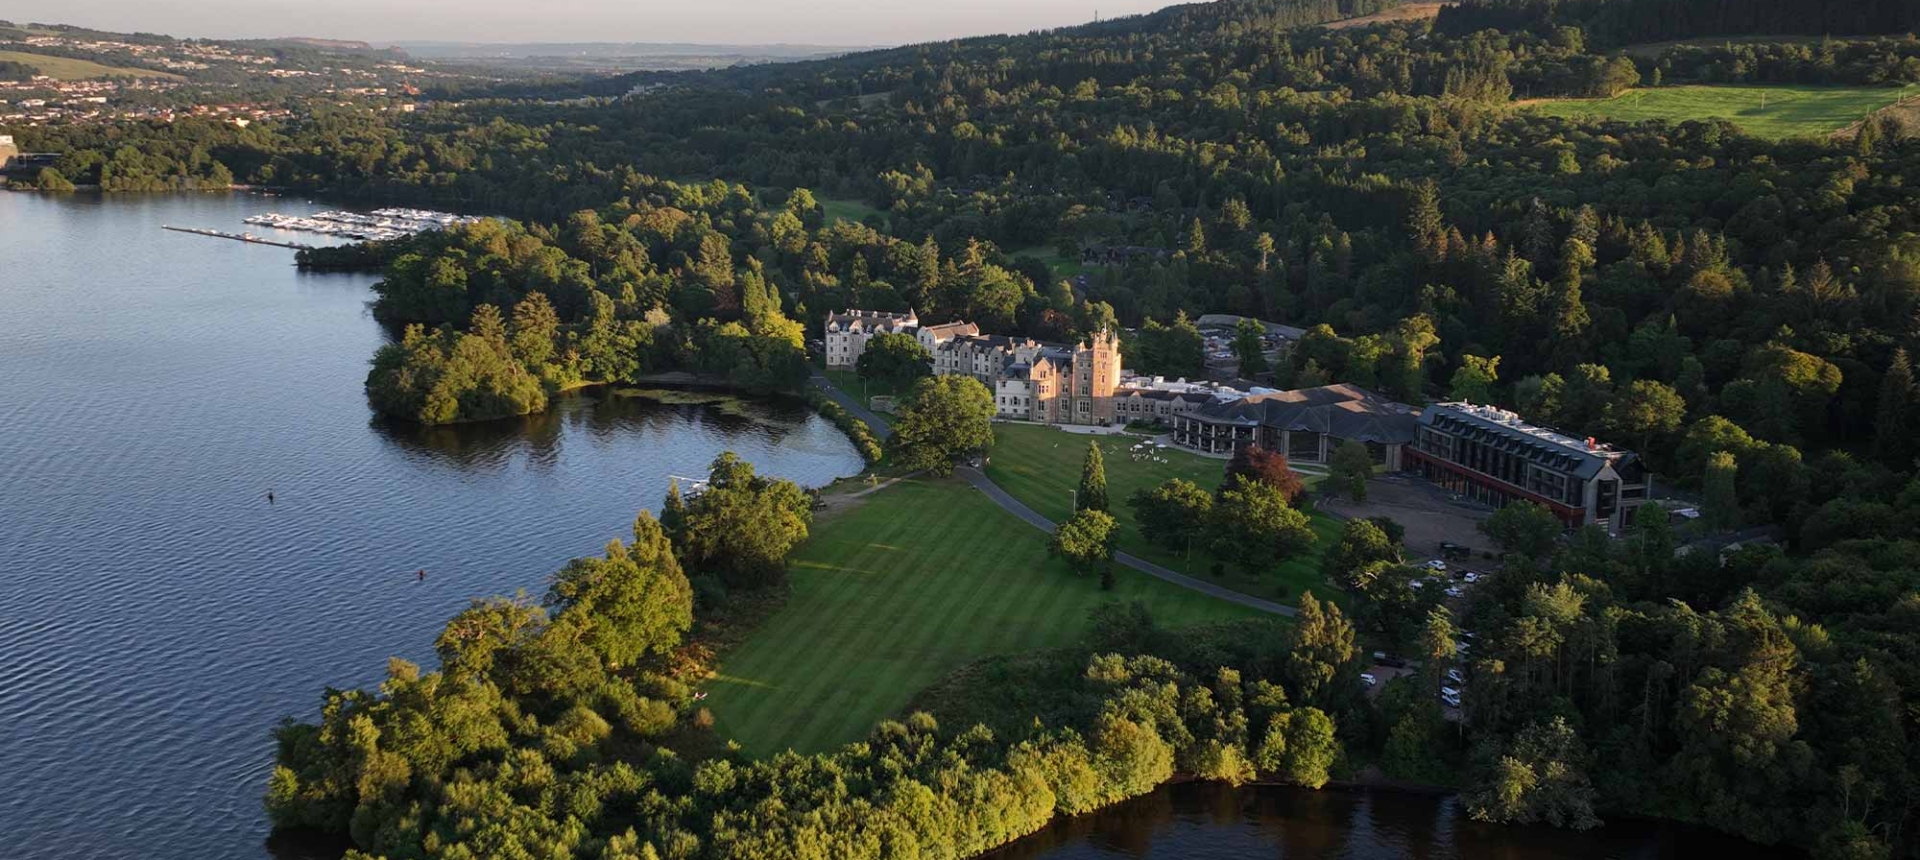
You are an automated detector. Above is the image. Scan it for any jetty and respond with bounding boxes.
[161,225,316,251]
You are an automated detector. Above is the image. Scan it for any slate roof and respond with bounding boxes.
[826,309,916,329]
[1118,389,1216,403]
[920,322,980,339]
[1185,384,1419,444]
[1420,402,1636,481]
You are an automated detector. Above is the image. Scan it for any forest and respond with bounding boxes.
[11,0,1920,854]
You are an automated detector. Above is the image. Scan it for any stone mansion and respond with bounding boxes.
[823,309,1122,426]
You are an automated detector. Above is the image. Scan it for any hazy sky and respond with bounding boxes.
[9,0,1177,46]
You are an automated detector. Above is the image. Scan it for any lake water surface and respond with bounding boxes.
[988,782,1802,860]
[0,192,863,859]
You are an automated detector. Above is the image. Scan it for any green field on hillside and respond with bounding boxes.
[1530,84,1919,139]
[0,50,183,81]
[1009,245,1085,279]
[701,476,1259,756]
[820,196,884,227]
[986,423,1340,604]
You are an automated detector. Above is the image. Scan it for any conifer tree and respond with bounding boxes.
[1077,441,1109,513]
[660,478,687,545]
[1704,451,1740,531]
[1875,348,1915,467]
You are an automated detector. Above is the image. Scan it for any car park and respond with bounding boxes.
[1373,653,1409,669]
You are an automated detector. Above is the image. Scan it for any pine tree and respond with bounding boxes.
[1420,607,1457,690]
[1875,348,1916,467]
[1184,217,1207,253]
[1077,441,1109,513]
[1550,237,1594,341]
[1407,178,1444,260]
[1523,197,1557,265]
[1703,451,1740,532]
[660,478,688,545]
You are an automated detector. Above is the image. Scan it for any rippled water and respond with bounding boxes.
[0,192,863,860]
[989,782,1804,860]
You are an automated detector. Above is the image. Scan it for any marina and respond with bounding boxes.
[242,207,483,241]
[159,225,315,250]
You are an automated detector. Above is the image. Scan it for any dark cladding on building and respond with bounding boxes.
[1169,384,1420,468]
[1408,403,1649,532]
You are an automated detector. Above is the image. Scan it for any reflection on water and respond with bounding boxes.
[0,191,863,860]
[989,782,1804,860]
[371,388,828,470]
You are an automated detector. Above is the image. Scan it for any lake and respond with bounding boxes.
[988,782,1803,860]
[0,191,864,860]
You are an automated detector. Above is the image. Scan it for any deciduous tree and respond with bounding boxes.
[1329,440,1373,502]
[1051,509,1117,582]
[889,375,995,476]
[1129,479,1213,555]
[1222,445,1304,503]
[1208,478,1317,575]
[855,331,932,391]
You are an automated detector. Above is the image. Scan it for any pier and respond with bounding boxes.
[161,225,315,250]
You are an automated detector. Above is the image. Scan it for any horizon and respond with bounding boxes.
[4,0,1178,48]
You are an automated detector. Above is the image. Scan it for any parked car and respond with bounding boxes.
[1425,559,1448,571]
[1463,571,1480,584]
[1441,691,1462,707]
[1360,673,1378,687]
[1447,668,1465,684]
[1446,586,1464,598]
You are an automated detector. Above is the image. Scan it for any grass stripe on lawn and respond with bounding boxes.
[702,476,1261,757]
[985,423,1340,606]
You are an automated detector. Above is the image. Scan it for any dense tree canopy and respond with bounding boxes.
[855,330,933,390]
[664,452,813,589]
[891,375,996,475]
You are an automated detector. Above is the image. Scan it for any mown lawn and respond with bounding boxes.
[985,423,1341,605]
[1529,84,1920,139]
[822,367,907,404]
[703,476,1260,756]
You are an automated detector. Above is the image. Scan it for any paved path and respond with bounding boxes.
[809,372,892,440]
[957,466,1297,617]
